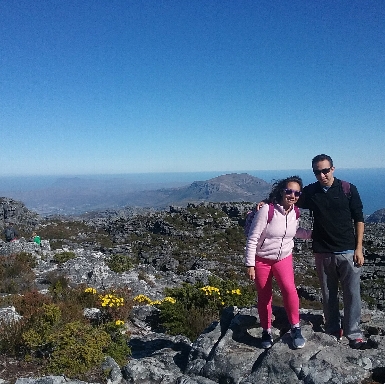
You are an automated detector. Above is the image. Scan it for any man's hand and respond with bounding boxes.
[247,266,255,281]
[354,249,364,267]
[354,222,364,267]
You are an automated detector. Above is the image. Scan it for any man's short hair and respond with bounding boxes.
[312,154,333,168]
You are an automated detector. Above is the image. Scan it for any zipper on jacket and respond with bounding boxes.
[277,214,289,259]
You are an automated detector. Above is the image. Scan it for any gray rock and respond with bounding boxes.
[0,306,22,323]
[101,356,123,384]
[123,333,192,383]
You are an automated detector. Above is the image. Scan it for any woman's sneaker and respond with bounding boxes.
[290,327,306,349]
[261,330,273,349]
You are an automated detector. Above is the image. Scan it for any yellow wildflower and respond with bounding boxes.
[163,297,176,304]
[84,287,97,294]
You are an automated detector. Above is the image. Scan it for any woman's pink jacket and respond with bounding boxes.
[245,203,312,266]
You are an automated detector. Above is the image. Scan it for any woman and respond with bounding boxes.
[245,176,311,349]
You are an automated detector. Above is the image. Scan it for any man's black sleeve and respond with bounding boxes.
[349,184,364,223]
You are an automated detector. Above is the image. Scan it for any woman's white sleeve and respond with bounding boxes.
[244,205,269,266]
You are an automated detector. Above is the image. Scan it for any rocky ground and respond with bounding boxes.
[1,197,385,383]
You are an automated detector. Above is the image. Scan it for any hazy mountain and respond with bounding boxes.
[366,208,385,223]
[1,173,271,215]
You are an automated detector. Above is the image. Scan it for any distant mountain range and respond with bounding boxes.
[2,173,271,215]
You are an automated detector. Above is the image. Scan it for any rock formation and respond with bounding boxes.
[1,199,385,383]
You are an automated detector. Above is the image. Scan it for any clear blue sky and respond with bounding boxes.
[1,0,384,176]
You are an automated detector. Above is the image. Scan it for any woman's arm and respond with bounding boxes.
[244,204,269,269]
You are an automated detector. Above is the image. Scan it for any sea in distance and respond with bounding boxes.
[0,168,384,216]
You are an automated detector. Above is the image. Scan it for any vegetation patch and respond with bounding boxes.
[0,285,132,379]
[53,251,77,263]
[134,276,255,341]
[107,253,136,273]
[0,253,37,294]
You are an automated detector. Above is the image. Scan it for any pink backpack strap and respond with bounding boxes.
[267,203,275,224]
[268,204,300,223]
[341,180,351,198]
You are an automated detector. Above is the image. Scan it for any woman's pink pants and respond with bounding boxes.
[254,254,299,329]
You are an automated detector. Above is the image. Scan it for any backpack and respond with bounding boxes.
[341,180,351,198]
[244,203,300,237]
[5,228,15,241]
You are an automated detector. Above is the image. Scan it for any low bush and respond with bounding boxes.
[53,251,76,264]
[0,253,37,294]
[0,285,132,379]
[38,220,113,249]
[46,320,111,376]
[134,276,255,341]
[107,254,135,273]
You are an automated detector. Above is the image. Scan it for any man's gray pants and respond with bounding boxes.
[314,252,363,340]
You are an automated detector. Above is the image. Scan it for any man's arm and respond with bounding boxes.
[354,221,364,266]
[349,183,364,266]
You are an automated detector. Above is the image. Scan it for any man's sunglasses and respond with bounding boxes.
[284,189,302,197]
[313,167,331,176]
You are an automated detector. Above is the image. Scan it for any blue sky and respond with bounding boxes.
[1,0,384,176]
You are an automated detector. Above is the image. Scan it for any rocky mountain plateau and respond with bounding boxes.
[1,174,385,383]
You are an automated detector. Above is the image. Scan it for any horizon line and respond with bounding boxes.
[1,167,385,178]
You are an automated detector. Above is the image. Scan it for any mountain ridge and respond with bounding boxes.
[1,173,271,215]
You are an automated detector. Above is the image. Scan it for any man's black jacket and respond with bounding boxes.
[297,177,364,253]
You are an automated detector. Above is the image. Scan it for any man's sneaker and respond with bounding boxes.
[329,329,343,341]
[349,337,378,350]
[261,330,273,349]
[290,327,306,349]
[349,338,367,350]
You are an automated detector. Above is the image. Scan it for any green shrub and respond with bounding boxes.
[102,321,131,366]
[107,254,135,273]
[54,251,76,263]
[98,287,133,323]
[22,303,62,357]
[0,284,133,378]
[156,276,255,340]
[46,321,111,376]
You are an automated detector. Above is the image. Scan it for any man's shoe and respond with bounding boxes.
[367,338,379,349]
[349,337,379,350]
[290,327,306,349]
[349,338,367,350]
[329,329,343,341]
[261,330,273,349]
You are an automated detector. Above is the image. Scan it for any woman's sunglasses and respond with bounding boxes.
[284,189,302,197]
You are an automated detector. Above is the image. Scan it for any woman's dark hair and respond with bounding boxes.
[267,175,303,204]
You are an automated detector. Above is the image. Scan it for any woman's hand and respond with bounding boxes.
[247,266,255,281]
[256,201,265,210]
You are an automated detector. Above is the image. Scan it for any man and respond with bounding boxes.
[4,223,19,242]
[297,154,370,349]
